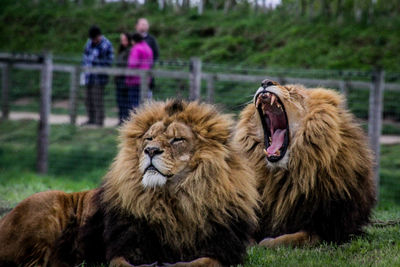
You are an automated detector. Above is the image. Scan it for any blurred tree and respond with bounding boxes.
[320,0,331,18]
[300,0,306,16]
[224,0,237,14]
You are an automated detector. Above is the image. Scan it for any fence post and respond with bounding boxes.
[37,52,53,174]
[189,57,202,101]
[368,69,384,199]
[206,75,215,103]
[140,71,150,104]
[69,66,79,125]
[1,63,11,119]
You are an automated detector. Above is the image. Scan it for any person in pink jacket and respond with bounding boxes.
[123,33,153,121]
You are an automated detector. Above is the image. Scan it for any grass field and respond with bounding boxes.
[2,1,400,72]
[0,120,399,266]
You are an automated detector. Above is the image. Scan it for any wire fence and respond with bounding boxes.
[0,53,400,203]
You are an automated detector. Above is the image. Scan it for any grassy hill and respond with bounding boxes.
[1,0,400,71]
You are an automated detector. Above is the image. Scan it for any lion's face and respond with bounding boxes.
[254,79,306,166]
[139,121,195,188]
[102,100,259,248]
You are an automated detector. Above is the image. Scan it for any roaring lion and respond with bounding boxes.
[234,79,376,247]
[0,100,259,267]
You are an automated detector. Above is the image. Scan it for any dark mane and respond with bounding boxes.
[165,99,185,116]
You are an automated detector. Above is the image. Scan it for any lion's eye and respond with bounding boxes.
[171,137,185,144]
[145,137,153,141]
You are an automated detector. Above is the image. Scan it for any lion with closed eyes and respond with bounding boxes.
[0,100,259,267]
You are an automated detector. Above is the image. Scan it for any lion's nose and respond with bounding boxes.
[144,147,164,158]
[261,79,275,88]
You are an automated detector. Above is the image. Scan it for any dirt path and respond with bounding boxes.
[9,111,119,128]
[6,112,400,144]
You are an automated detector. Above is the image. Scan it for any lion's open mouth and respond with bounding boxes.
[255,91,289,162]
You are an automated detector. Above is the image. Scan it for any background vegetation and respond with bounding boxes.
[1,0,400,71]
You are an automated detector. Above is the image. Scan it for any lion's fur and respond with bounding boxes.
[234,84,376,242]
[102,100,259,249]
[0,100,259,266]
[0,190,97,267]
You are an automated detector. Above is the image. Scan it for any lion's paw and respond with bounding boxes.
[259,237,276,248]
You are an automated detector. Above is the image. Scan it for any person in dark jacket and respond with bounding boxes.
[115,32,132,125]
[136,18,159,62]
[135,18,159,96]
[82,25,113,126]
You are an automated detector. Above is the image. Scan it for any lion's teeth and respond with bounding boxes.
[277,103,281,108]
[263,148,268,155]
[271,95,276,106]
[266,92,271,97]
[256,97,260,108]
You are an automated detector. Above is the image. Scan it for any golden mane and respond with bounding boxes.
[102,100,259,248]
[235,83,375,241]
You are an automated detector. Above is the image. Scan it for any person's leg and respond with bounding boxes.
[148,76,155,100]
[125,85,140,119]
[93,85,105,126]
[147,89,153,100]
[85,85,95,124]
[120,84,131,123]
[132,84,140,108]
[116,81,125,124]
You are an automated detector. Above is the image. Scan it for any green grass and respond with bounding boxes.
[1,0,400,72]
[0,119,400,266]
[0,120,116,204]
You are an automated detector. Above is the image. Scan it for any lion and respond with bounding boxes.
[0,99,259,267]
[0,190,97,267]
[234,79,376,248]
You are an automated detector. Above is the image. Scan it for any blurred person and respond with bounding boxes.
[115,32,132,125]
[136,18,159,95]
[82,25,113,126]
[136,18,159,62]
[124,33,153,120]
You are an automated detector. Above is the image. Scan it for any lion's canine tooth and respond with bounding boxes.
[263,148,269,155]
[256,97,260,108]
[267,92,271,97]
[277,103,281,109]
[271,95,276,106]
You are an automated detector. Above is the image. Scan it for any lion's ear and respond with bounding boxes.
[165,99,187,116]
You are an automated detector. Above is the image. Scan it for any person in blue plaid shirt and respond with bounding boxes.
[82,25,113,126]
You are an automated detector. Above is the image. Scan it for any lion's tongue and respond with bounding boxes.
[267,129,286,156]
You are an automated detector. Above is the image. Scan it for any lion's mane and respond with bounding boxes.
[90,100,259,265]
[0,100,258,267]
[234,85,376,243]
